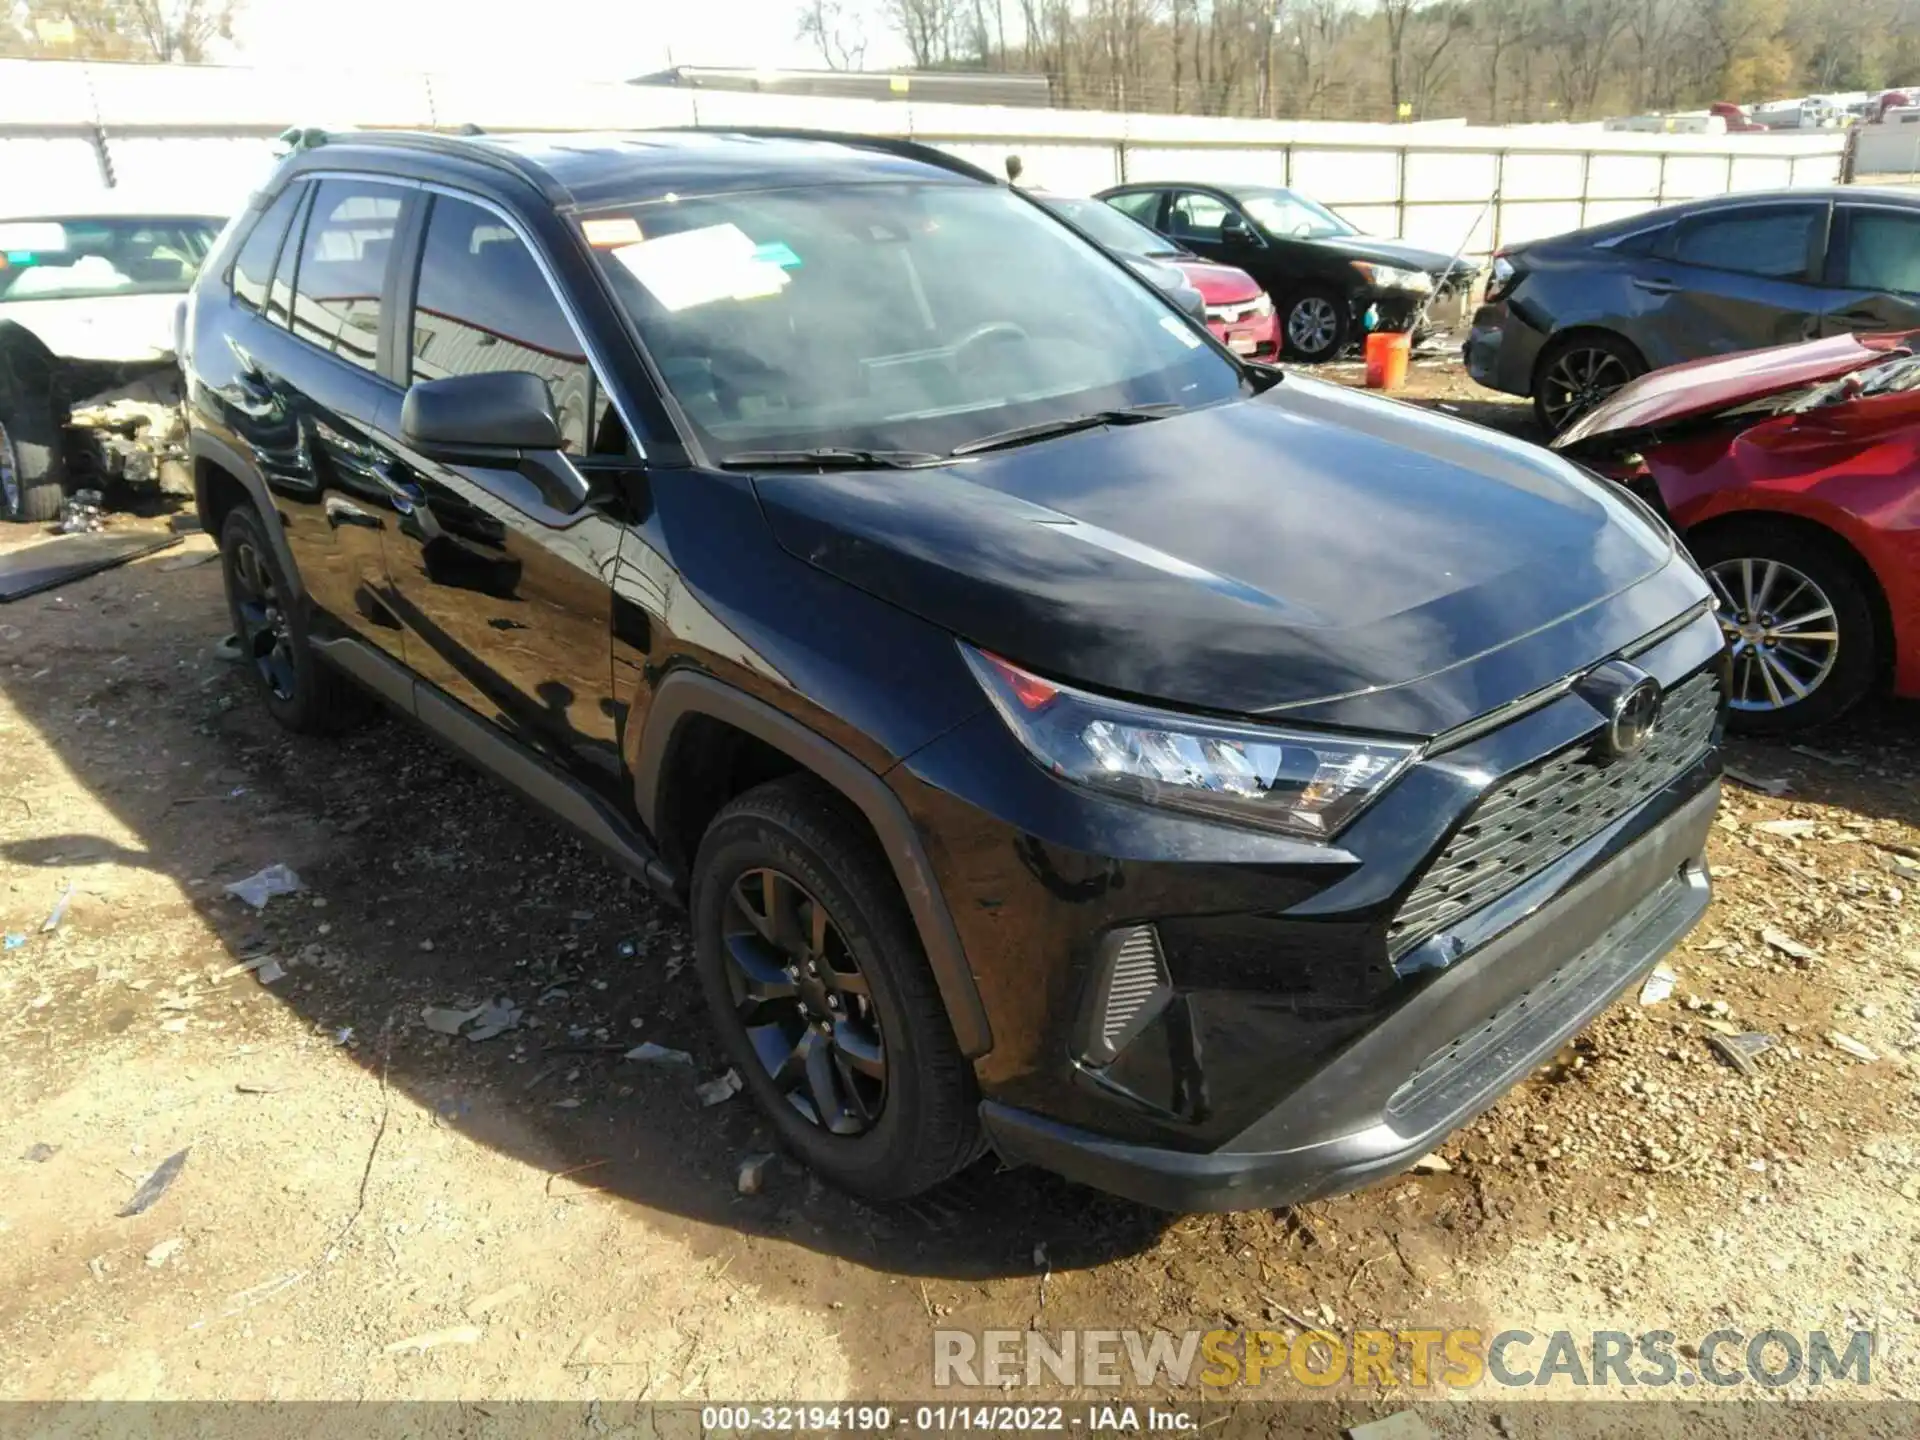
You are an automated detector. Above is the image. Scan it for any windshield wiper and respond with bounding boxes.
[714,447,943,471]
[948,404,1181,458]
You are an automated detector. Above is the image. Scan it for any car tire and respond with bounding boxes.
[0,338,68,524]
[218,505,368,734]
[691,774,983,1201]
[1689,520,1878,737]
[1281,286,1351,363]
[1532,331,1645,435]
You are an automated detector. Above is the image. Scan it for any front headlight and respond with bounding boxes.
[1351,261,1433,294]
[1247,291,1274,318]
[962,645,1417,839]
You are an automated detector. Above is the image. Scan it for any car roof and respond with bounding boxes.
[301,128,998,212]
[0,190,229,223]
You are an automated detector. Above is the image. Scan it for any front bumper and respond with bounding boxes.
[982,777,1717,1211]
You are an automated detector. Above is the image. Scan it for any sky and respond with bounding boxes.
[228,0,908,79]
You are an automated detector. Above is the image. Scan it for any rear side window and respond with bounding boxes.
[1841,209,1920,295]
[409,194,604,453]
[1671,206,1823,281]
[1105,191,1162,226]
[266,185,311,326]
[1168,191,1228,243]
[290,179,404,371]
[230,183,304,312]
[1608,224,1669,258]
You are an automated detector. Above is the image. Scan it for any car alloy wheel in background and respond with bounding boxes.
[1286,294,1343,360]
[721,866,887,1135]
[1707,556,1840,715]
[1537,342,1637,432]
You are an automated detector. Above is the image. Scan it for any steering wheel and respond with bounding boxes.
[953,320,1030,365]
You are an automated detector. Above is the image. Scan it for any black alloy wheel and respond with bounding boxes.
[1534,334,1643,433]
[691,775,984,1201]
[722,866,887,1135]
[228,533,298,701]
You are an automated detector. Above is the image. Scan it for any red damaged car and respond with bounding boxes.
[1556,331,1920,735]
[1035,193,1278,358]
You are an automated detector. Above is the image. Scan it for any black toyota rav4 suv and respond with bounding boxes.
[181,128,1725,1211]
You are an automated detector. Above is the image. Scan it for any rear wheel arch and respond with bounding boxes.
[1531,327,1649,431]
[631,671,993,1059]
[190,434,307,608]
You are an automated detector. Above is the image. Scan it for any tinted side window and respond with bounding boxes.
[1168,191,1228,243]
[230,183,303,312]
[1671,206,1822,281]
[267,184,312,327]
[1842,209,1920,295]
[410,195,607,454]
[1105,191,1162,226]
[290,179,403,371]
[1610,224,1669,258]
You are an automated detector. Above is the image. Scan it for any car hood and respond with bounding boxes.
[1169,258,1263,305]
[1307,234,1466,275]
[753,376,1702,736]
[1554,331,1918,452]
[0,294,182,364]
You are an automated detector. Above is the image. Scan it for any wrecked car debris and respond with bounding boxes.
[223,864,304,910]
[118,1147,190,1217]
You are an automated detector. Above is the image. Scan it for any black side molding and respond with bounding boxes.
[631,670,994,1060]
[310,634,679,900]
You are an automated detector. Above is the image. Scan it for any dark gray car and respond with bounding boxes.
[1466,187,1920,433]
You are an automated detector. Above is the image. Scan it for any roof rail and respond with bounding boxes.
[303,129,570,204]
[660,125,999,185]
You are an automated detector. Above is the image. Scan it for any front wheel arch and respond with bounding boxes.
[629,670,993,1059]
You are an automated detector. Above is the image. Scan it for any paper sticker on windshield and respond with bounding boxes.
[751,240,802,269]
[610,223,791,311]
[0,222,68,254]
[1159,314,1204,349]
[583,216,643,247]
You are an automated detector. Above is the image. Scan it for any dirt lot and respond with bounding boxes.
[1,371,1917,1425]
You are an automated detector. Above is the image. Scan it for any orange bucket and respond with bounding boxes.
[1365,330,1411,390]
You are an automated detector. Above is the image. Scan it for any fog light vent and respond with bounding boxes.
[1079,924,1174,1065]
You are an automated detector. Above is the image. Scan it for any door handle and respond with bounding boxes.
[1831,308,1887,328]
[1632,277,1679,295]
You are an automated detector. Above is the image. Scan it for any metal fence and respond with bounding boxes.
[0,58,1851,259]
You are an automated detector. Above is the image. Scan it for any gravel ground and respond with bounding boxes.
[0,369,1915,1427]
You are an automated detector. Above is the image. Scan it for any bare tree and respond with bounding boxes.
[10,0,238,61]
[884,0,959,65]
[797,0,870,69]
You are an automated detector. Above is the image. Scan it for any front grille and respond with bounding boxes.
[1386,669,1719,960]
[1205,300,1269,325]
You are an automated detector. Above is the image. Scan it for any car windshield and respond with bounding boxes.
[581,181,1240,459]
[1231,188,1356,240]
[0,216,219,302]
[1036,195,1185,260]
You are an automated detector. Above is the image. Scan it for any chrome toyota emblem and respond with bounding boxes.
[1607,677,1663,758]
[1574,660,1664,761]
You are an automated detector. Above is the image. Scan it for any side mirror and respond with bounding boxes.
[401,371,596,513]
[1221,214,1261,249]
[401,371,563,455]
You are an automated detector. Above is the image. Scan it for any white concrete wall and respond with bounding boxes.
[0,57,1852,257]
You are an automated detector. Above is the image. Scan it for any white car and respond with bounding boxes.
[0,194,226,522]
